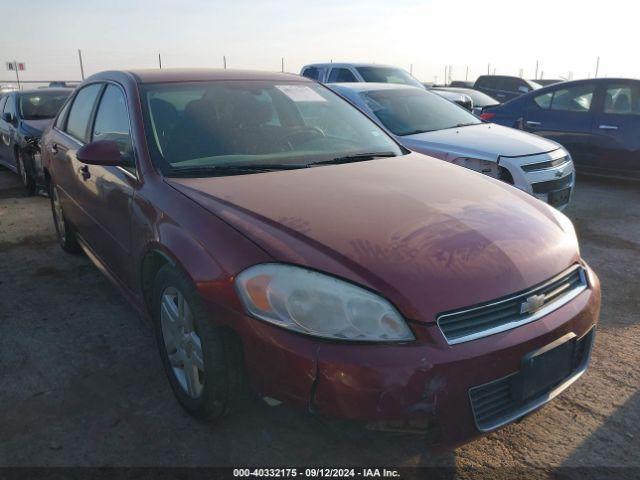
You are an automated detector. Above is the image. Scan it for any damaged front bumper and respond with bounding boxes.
[207,271,599,450]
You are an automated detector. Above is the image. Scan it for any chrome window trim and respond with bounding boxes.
[469,326,595,432]
[437,265,588,345]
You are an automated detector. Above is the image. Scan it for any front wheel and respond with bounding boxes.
[17,150,36,195]
[49,181,81,253]
[152,264,243,420]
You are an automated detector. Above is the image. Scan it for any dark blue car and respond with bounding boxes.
[481,78,640,179]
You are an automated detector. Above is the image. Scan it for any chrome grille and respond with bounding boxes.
[437,265,587,344]
[521,155,571,172]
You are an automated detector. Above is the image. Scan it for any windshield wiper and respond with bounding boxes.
[168,163,307,176]
[307,151,397,166]
[454,122,480,128]
[400,129,434,136]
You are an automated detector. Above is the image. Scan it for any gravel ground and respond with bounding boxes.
[0,167,638,477]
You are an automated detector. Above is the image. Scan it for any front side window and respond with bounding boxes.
[534,92,553,109]
[327,68,357,83]
[141,80,403,176]
[604,83,640,115]
[3,94,16,117]
[361,88,481,136]
[355,67,423,88]
[66,84,103,142]
[19,91,71,120]
[92,84,134,168]
[550,84,594,112]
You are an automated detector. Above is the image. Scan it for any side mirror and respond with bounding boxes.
[76,140,123,166]
[2,112,12,123]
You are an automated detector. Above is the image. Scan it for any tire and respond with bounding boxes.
[152,264,243,420]
[49,180,81,253]
[17,150,36,195]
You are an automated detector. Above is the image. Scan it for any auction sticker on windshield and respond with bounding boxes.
[276,85,327,102]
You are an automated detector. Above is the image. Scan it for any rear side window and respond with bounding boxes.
[476,77,493,89]
[302,67,321,81]
[66,84,103,142]
[551,84,594,112]
[327,68,357,83]
[604,83,640,115]
[92,84,134,168]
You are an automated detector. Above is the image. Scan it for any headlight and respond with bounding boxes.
[235,264,414,342]
[452,157,498,178]
[550,207,579,254]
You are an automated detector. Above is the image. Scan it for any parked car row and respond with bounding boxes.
[29,68,600,450]
[482,77,640,180]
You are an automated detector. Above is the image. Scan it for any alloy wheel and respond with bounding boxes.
[160,286,205,398]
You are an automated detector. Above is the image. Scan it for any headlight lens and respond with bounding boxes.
[235,264,414,342]
[452,157,498,178]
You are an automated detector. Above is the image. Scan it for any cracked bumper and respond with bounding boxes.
[208,268,600,450]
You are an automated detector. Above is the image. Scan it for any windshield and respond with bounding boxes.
[355,67,423,88]
[141,81,403,176]
[361,88,481,136]
[19,91,70,120]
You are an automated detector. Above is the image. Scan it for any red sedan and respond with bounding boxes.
[41,69,600,449]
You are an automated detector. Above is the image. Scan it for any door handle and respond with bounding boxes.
[599,124,618,130]
[50,143,58,154]
[78,165,90,180]
[526,121,541,127]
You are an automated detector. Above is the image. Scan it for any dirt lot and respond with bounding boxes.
[0,167,638,476]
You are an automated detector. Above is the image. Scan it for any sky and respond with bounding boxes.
[0,0,637,84]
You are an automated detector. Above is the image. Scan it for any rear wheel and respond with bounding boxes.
[49,181,81,253]
[16,150,36,195]
[152,264,243,420]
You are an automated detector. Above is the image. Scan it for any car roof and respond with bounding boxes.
[302,63,399,69]
[86,68,311,85]
[16,87,74,95]
[329,82,422,93]
[532,77,640,93]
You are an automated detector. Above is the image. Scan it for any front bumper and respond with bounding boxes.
[212,265,600,450]
[500,149,575,210]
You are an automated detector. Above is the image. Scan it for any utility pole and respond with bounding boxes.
[444,65,447,85]
[158,53,162,69]
[465,66,469,81]
[493,67,496,75]
[487,63,490,75]
[281,57,284,73]
[223,56,227,69]
[78,49,85,80]
[13,61,21,90]
[595,56,600,78]
[535,60,539,80]
[409,63,413,75]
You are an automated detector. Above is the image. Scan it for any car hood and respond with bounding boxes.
[400,123,561,162]
[20,118,52,135]
[166,153,579,323]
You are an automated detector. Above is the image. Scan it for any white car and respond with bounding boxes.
[329,83,575,210]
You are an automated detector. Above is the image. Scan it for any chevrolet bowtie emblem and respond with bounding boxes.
[520,294,546,315]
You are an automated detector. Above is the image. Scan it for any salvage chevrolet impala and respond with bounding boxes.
[41,69,600,449]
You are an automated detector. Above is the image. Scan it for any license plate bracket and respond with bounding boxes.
[548,187,571,207]
[513,332,576,402]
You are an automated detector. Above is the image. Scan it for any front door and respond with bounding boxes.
[79,83,137,287]
[523,82,598,170]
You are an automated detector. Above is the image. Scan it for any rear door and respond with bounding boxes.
[590,80,640,178]
[523,82,598,169]
[49,83,104,236]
